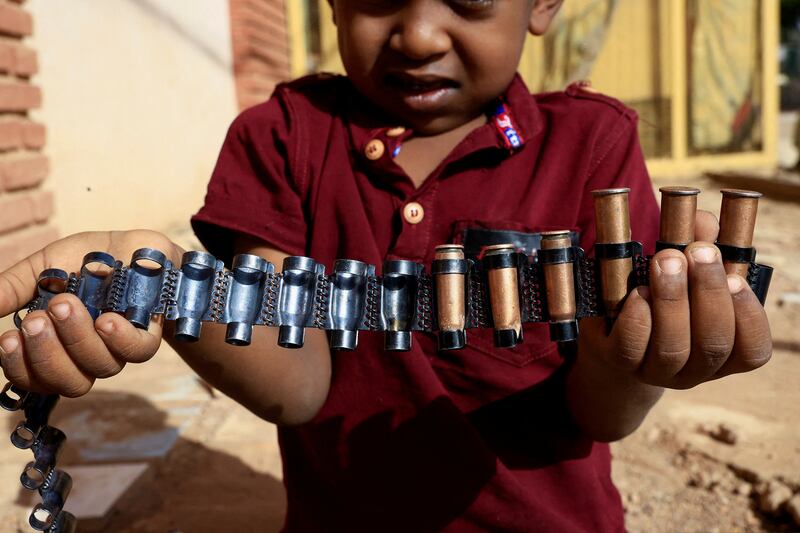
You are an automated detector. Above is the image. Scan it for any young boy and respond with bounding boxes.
[0,1,772,531]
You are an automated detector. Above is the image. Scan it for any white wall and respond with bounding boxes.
[28,0,238,240]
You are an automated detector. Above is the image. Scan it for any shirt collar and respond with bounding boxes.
[345,73,544,168]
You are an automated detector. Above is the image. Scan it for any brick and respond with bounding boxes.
[0,117,22,150]
[0,41,13,73]
[31,189,52,222]
[0,81,41,111]
[0,191,36,234]
[13,44,36,76]
[0,152,48,190]
[0,224,58,271]
[0,3,32,37]
[21,119,43,148]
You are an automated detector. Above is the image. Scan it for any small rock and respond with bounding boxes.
[735,482,752,496]
[745,509,760,525]
[646,427,662,443]
[787,494,800,527]
[626,492,641,505]
[688,470,716,490]
[710,423,739,445]
[756,480,793,514]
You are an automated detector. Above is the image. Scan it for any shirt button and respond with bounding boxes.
[364,139,385,160]
[386,126,406,137]
[403,202,424,224]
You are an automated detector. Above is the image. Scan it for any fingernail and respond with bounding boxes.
[727,275,745,294]
[22,317,45,336]
[97,321,114,335]
[636,286,651,300]
[50,303,71,320]
[0,336,19,354]
[690,246,717,264]
[657,256,683,275]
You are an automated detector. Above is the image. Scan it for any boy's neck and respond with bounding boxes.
[395,114,488,188]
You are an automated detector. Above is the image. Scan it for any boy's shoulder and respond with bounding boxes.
[274,73,352,115]
[234,73,351,128]
[533,80,639,131]
[276,72,350,97]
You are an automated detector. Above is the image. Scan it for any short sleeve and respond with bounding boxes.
[191,89,307,264]
[575,116,660,256]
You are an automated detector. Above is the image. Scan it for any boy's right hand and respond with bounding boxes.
[0,230,183,397]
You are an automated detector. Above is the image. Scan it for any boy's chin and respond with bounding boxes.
[401,114,483,137]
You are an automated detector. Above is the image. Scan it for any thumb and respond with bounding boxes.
[0,250,51,318]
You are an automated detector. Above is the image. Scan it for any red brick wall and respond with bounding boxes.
[0,0,55,271]
[229,0,292,111]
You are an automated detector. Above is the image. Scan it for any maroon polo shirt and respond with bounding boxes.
[192,74,660,532]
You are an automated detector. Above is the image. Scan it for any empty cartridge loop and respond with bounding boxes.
[78,252,116,319]
[482,244,523,348]
[328,259,370,351]
[381,260,422,352]
[29,468,72,531]
[11,394,59,450]
[21,426,66,490]
[277,256,321,349]
[125,248,168,329]
[14,269,69,328]
[226,254,271,346]
[175,251,219,342]
[0,383,28,411]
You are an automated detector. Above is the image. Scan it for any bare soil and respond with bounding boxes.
[1,175,799,532]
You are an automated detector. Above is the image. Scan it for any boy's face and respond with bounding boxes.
[332,0,554,135]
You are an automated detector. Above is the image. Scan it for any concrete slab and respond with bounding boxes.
[63,462,151,530]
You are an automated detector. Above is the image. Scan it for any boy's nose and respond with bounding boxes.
[388,3,452,61]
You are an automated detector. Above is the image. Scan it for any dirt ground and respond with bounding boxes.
[0,175,798,532]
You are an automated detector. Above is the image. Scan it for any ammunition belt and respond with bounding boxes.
[0,243,774,532]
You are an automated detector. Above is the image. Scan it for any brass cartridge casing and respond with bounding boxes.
[540,231,576,322]
[592,188,632,317]
[659,186,700,246]
[718,189,762,277]
[483,244,522,339]
[434,245,466,332]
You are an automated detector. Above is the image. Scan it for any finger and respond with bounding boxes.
[20,312,95,397]
[604,287,652,372]
[95,312,162,364]
[714,275,772,377]
[694,210,719,243]
[676,243,735,386]
[638,250,690,385]
[47,294,125,379]
[0,330,35,390]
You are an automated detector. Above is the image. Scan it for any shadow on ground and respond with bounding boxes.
[4,391,286,533]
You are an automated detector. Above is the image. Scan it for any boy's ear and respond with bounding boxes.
[528,0,563,36]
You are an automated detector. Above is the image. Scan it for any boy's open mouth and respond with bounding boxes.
[384,73,460,112]
[385,73,459,95]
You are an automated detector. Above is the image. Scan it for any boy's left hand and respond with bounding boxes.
[580,210,772,390]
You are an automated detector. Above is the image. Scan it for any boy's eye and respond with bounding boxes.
[450,0,495,11]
